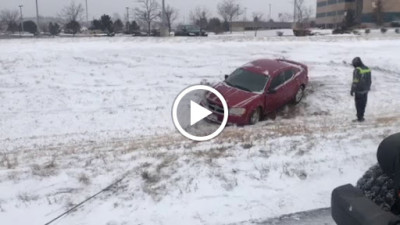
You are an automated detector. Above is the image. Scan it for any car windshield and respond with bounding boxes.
[225,68,269,93]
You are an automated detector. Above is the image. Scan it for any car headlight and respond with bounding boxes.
[229,108,246,116]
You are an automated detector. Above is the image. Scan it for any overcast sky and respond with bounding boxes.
[1,0,316,22]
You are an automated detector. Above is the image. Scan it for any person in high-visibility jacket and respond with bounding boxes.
[351,57,372,122]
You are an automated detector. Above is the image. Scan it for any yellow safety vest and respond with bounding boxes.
[354,67,371,83]
[356,67,371,74]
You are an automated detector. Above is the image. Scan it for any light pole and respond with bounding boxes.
[161,0,168,36]
[35,0,40,34]
[19,5,24,36]
[126,7,130,22]
[269,4,272,21]
[85,0,89,26]
[126,7,130,33]
[293,0,297,24]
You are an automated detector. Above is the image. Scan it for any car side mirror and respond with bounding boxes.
[224,75,229,80]
[268,89,277,94]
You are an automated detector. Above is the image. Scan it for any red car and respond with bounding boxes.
[202,59,308,125]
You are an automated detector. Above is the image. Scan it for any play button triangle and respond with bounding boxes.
[190,101,212,126]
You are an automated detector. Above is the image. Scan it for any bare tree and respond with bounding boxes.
[278,13,293,22]
[135,0,159,35]
[60,1,84,22]
[39,22,49,33]
[113,13,121,21]
[252,12,264,22]
[164,5,178,33]
[373,0,384,26]
[0,10,19,23]
[294,0,313,28]
[252,12,264,37]
[217,0,242,33]
[190,6,210,30]
[0,10,19,33]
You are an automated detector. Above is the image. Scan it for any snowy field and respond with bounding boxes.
[0,35,400,225]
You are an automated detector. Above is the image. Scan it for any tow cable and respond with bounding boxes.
[44,171,131,225]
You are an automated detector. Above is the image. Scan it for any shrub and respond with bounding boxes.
[293,29,311,36]
[380,27,387,33]
[276,31,284,36]
[22,20,37,34]
[7,21,19,33]
[395,28,400,34]
[365,29,370,34]
[49,22,61,36]
[78,173,91,185]
[65,20,81,35]
[207,17,223,34]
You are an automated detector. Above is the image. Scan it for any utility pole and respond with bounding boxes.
[35,0,40,34]
[293,0,297,24]
[160,0,168,36]
[269,4,272,21]
[126,7,130,33]
[237,4,240,19]
[19,5,24,36]
[85,0,89,26]
[268,3,272,30]
[126,7,130,22]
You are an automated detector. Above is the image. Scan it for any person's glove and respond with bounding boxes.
[350,91,354,96]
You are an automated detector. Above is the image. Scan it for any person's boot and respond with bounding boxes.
[352,118,365,122]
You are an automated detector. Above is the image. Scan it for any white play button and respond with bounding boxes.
[172,85,228,142]
[190,101,212,126]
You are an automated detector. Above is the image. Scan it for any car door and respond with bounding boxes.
[265,72,287,112]
[282,68,299,103]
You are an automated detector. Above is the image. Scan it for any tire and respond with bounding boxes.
[249,108,261,125]
[356,164,396,212]
[293,85,305,104]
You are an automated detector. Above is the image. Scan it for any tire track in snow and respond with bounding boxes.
[5,112,400,161]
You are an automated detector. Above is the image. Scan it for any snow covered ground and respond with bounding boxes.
[0,35,400,225]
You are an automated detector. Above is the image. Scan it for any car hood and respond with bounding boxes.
[207,82,260,108]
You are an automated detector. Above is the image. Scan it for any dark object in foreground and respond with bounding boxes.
[356,164,397,212]
[331,184,400,225]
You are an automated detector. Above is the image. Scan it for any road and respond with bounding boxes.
[232,208,335,225]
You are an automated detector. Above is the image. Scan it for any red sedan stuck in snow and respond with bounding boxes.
[203,59,308,125]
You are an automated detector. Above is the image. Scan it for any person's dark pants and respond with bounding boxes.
[355,92,368,120]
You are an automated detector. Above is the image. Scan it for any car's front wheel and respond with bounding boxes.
[249,108,261,125]
[293,85,305,104]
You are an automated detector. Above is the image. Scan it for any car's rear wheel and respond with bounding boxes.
[293,85,305,104]
[249,108,261,125]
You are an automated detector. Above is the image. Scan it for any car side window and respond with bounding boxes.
[269,73,285,90]
[284,69,294,81]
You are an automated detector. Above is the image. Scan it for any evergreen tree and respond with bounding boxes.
[49,22,61,36]
[65,20,81,35]
[22,20,37,34]
[114,19,124,33]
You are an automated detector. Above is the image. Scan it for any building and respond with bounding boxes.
[316,0,400,28]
